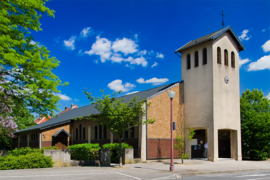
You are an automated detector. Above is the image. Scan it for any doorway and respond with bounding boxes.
[191,130,206,158]
[218,130,231,158]
[52,132,68,149]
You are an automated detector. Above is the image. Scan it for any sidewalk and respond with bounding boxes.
[122,158,270,176]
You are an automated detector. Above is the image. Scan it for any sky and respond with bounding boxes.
[31,0,270,113]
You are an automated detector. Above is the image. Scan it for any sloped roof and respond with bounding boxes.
[175,26,245,53]
[34,116,51,124]
[15,81,182,134]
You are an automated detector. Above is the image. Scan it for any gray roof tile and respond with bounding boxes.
[15,81,182,134]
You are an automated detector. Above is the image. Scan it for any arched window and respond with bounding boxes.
[187,54,191,70]
[217,47,221,64]
[76,128,78,141]
[203,48,207,65]
[224,49,228,66]
[231,51,235,68]
[130,127,135,138]
[94,126,97,140]
[194,51,199,67]
[83,127,85,140]
[99,125,102,139]
[103,126,107,139]
[79,124,82,140]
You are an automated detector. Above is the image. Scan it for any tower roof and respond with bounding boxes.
[175,26,245,53]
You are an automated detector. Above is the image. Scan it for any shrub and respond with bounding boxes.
[0,152,53,170]
[102,143,133,163]
[7,146,57,156]
[67,143,101,160]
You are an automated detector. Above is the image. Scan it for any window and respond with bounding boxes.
[13,137,18,143]
[76,128,78,141]
[103,126,107,139]
[94,126,97,140]
[31,133,38,141]
[79,124,82,140]
[21,135,27,142]
[217,47,221,64]
[194,51,199,67]
[187,54,191,69]
[224,49,228,66]
[83,127,85,140]
[124,130,128,138]
[130,127,135,138]
[99,125,102,139]
[203,48,207,65]
[231,51,235,68]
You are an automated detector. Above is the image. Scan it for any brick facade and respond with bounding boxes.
[147,83,184,158]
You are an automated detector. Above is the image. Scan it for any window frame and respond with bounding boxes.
[224,49,228,66]
[231,51,235,68]
[217,47,221,64]
[203,48,207,65]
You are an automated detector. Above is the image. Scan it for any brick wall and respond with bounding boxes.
[147,83,184,158]
[42,123,70,142]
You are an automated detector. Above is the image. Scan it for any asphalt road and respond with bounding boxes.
[180,170,270,180]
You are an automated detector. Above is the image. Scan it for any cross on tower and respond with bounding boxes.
[220,10,226,28]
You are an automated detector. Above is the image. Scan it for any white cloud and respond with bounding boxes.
[266,93,270,100]
[112,38,138,55]
[239,29,251,41]
[156,53,164,59]
[110,53,133,63]
[136,77,169,85]
[64,36,76,50]
[126,91,139,95]
[80,27,92,38]
[134,34,138,42]
[262,29,266,32]
[85,36,112,62]
[30,40,36,45]
[74,98,80,102]
[58,94,72,101]
[248,55,270,71]
[94,60,98,64]
[137,50,147,56]
[130,56,148,67]
[239,57,251,68]
[151,62,158,68]
[262,39,270,52]
[107,79,135,92]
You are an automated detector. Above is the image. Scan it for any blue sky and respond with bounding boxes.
[31,0,270,113]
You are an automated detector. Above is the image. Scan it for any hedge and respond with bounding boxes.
[67,143,100,160]
[0,152,53,170]
[7,146,57,156]
[102,143,133,163]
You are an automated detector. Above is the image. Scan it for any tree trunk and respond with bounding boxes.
[182,158,183,164]
[119,136,122,168]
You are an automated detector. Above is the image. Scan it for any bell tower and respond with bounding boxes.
[175,26,245,162]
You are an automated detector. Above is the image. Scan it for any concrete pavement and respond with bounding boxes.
[0,158,269,180]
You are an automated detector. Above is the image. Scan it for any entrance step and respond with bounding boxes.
[218,158,235,161]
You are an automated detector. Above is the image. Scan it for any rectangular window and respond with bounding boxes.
[76,128,78,141]
[124,130,128,138]
[130,127,135,138]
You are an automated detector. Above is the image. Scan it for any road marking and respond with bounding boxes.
[0,173,111,178]
[116,172,141,180]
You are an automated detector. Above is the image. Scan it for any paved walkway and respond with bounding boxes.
[0,158,269,180]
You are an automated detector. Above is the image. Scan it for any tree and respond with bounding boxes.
[0,0,67,117]
[173,119,195,164]
[81,90,156,167]
[241,89,270,160]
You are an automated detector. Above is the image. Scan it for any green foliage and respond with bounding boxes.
[241,89,270,160]
[174,119,195,164]
[8,146,57,156]
[0,152,53,170]
[0,0,68,116]
[102,143,133,163]
[67,143,101,160]
[80,89,156,166]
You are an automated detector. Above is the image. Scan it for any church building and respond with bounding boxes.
[13,26,244,162]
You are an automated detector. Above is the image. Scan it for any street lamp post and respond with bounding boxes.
[167,91,175,171]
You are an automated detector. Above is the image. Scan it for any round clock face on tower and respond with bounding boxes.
[224,76,229,84]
